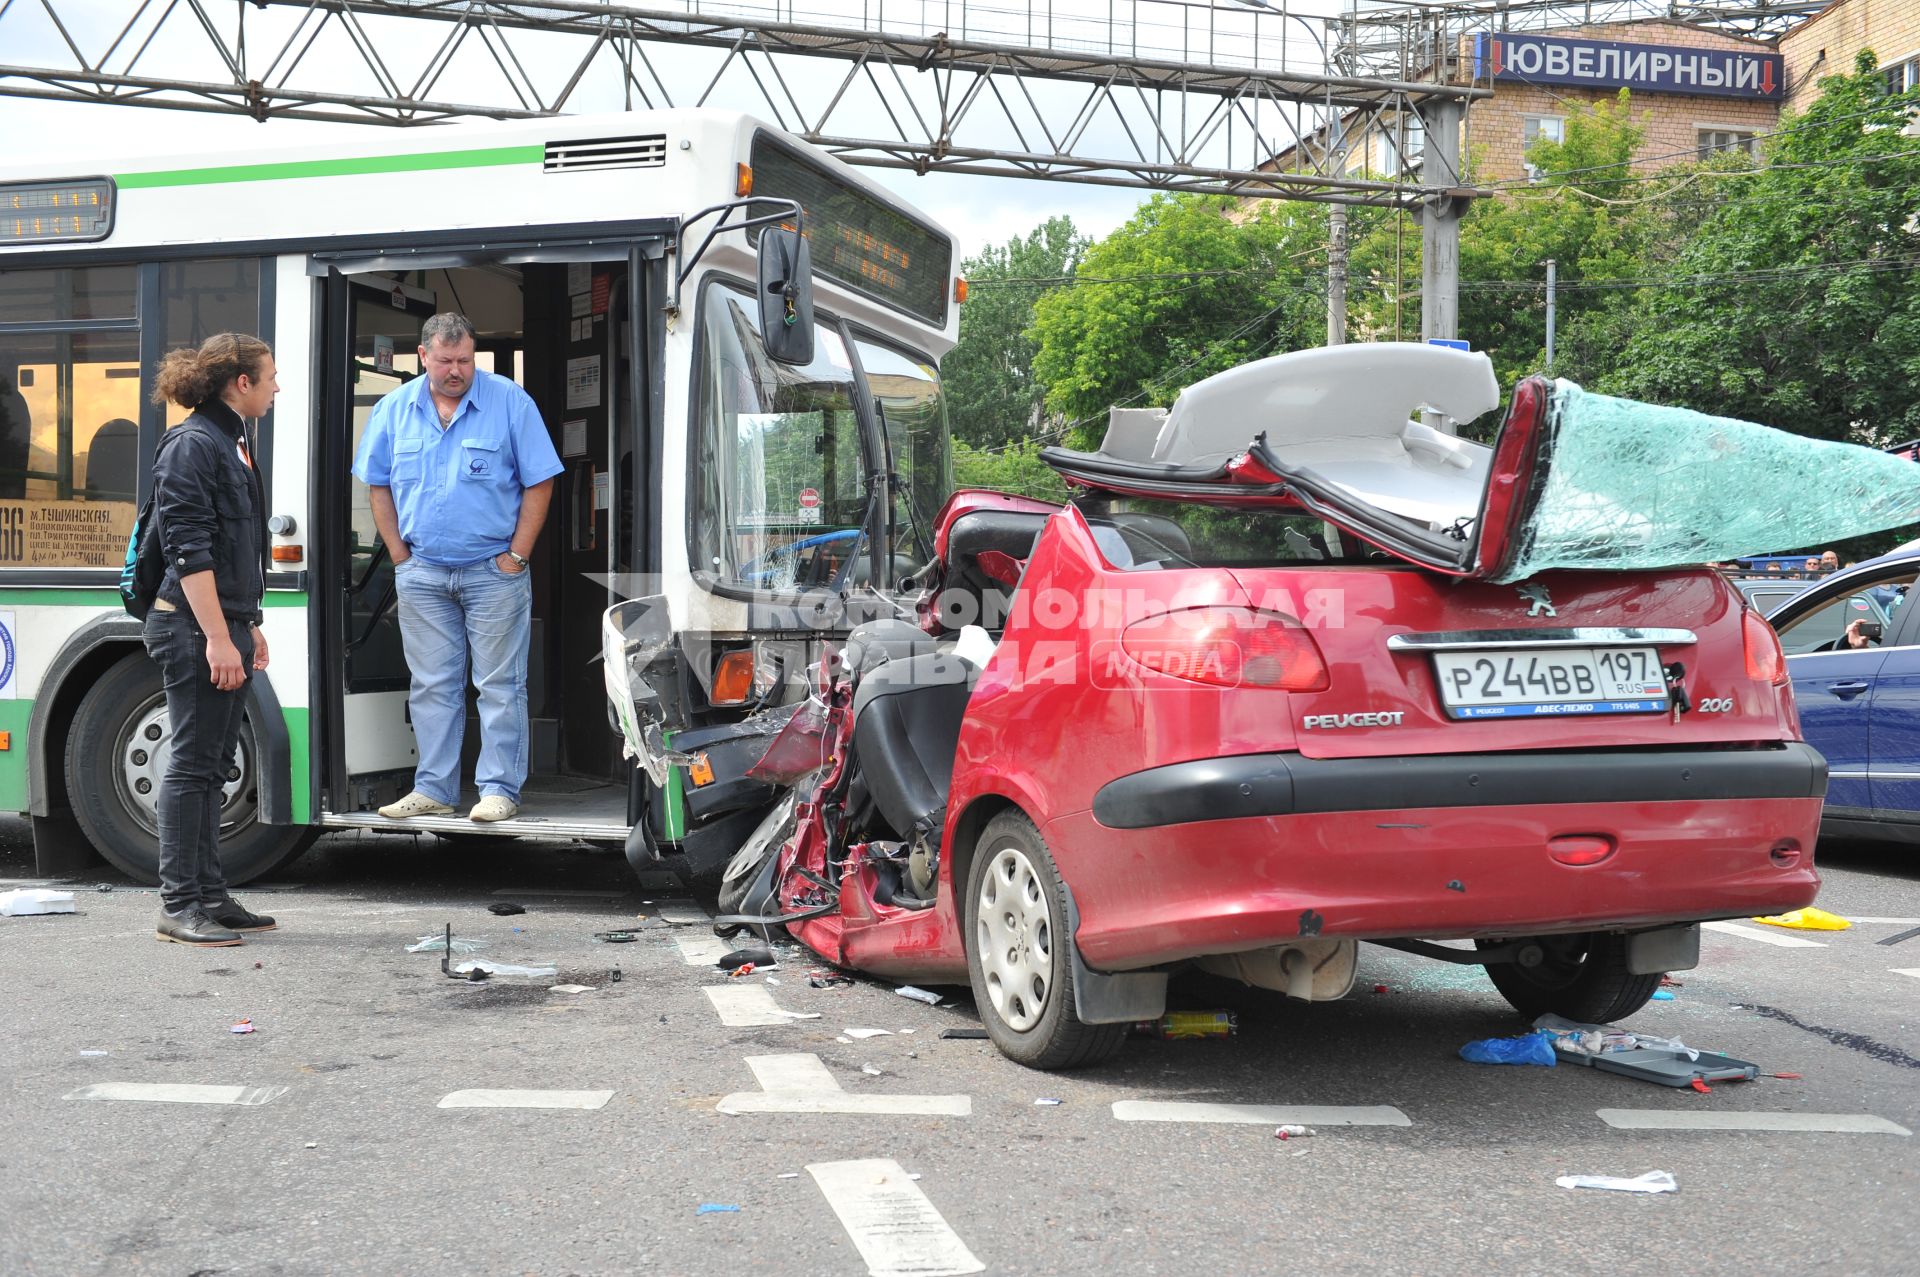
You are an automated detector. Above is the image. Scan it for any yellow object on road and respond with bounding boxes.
[1751,907,1852,931]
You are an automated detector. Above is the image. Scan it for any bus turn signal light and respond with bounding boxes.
[710,650,755,705]
[736,163,753,197]
[271,545,303,563]
[953,277,969,303]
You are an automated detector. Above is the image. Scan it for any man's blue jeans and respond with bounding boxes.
[393,556,532,805]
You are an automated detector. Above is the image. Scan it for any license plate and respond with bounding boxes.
[1431,646,1668,720]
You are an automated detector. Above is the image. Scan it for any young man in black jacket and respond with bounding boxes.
[146,333,280,947]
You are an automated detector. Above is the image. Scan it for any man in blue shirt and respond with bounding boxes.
[352,313,564,822]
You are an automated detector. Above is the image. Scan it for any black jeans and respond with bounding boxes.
[143,607,254,915]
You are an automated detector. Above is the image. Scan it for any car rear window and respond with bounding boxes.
[1077,496,1376,571]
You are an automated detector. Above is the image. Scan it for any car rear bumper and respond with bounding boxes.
[1053,754,1824,970]
[1091,742,1828,828]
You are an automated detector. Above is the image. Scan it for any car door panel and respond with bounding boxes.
[1790,648,1884,812]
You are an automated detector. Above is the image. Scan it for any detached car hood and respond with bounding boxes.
[1044,343,1920,583]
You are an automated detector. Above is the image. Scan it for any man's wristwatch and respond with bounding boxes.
[505,550,529,570]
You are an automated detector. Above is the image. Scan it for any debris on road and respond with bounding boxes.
[1555,1171,1678,1195]
[1652,990,1676,1001]
[845,1028,893,1039]
[777,1173,800,1179]
[809,970,854,989]
[727,963,758,978]
[1458,1031,1556,1066]
[549,984,593,994]
[487,902,527,916]
[940,1028,990,1040]
[230,1019,255,1035]
[593,930,639,944]
[1878,925,1920,947]
[1535,1014,1759,1087]
[407,932,486,954]
[1034,1098,1063,1106]
[1133,1011,1236,1040]
[610,968,622,983]
[1752,907,1851,931]
[861,1065,884,1076]
[79,1050,108,1057]
[451,960,559,978]
[0,888,76,916]
[720,946,775,972]
[696,1204,742,1215]
[895,985,942,1005]
[1273,1125,1314,1140]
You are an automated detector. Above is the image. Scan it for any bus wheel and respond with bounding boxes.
[63,651,317,886]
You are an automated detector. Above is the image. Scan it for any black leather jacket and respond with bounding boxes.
[153,399,266,626]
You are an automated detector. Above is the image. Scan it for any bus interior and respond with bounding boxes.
[327,258,644,839]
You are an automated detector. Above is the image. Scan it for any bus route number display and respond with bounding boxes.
[0,179,116,246]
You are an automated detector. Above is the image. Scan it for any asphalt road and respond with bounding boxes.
[2,818,1916,1276]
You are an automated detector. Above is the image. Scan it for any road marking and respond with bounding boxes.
[1598,1109,1910,1135]
[1848,917,1920,925]
[66,1083,287,1106]
[675,933,731,965]
[1702,921,1828,948]
[706,985,816,1027]
[1891,969,1920,981]
[808,1159,984,1277]
[654,904,712,926]
[1111,1100,1413,1127]
[718,1053,971,1117]
[437,1089,613,1110]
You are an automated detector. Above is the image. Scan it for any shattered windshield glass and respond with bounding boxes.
[1496,382,1920,584]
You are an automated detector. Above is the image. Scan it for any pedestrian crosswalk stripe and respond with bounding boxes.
[808,1159,984,1277]
[437,1089,613,1110]
[1703,920,1827,948]
[66,1083,287,1106]
[1598,1109,1909,1135]
[1891,968,1920,982]
[718,1053,971,1117]
[1111,1100,1412,1126]
[705,984,814,1026]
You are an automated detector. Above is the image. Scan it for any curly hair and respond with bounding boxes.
[150,332,272,409]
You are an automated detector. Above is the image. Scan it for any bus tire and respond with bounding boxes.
[63,651,317,887]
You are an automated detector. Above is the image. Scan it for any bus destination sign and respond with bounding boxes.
[1,179,116,246]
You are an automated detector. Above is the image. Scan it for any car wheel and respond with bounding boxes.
[718,791,799,917]
[64,651,317,886]
[1478,932,1661,1024]
[965,810,1126,1070]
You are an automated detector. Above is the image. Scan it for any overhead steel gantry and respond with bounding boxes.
[0,1,1490,208]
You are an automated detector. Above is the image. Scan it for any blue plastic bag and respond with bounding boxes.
[1459,1031,1557,1066]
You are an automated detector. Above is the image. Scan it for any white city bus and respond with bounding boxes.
[0,109,958,885]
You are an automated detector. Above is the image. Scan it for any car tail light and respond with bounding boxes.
[1120,607,1329,691]
[1743,610,1786,684]
[709,650,755,705]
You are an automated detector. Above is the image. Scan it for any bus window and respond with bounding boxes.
[693,281,866,592]
[0,329,140,561]
[853,336,951,586]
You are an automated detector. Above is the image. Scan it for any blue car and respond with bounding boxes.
[1765,552,1920,838]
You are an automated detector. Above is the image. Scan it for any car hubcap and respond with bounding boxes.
[115,693,257,839]
[975,844,1052,1032]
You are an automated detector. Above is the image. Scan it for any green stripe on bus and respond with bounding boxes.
[283,705,312,826]
[116,146,546,190]
[0,700,30,811]
[661,730,686,842]
[0,589,307,607]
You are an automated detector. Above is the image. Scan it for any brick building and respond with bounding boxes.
[1780,0,1920,111]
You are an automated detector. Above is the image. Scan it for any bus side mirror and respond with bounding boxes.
[757,227,815,366]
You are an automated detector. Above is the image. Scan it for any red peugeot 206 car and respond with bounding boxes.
[611,343,1827,1069]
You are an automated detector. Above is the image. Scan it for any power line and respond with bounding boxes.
[1444,252,1920,294]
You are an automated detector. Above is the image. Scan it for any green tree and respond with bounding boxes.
[943,216,1086,448]
[950,437,1069,503]
[1601,53,1920,444]
[1029,194,1329,442]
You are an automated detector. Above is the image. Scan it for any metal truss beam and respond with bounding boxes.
[0,1,1488,208]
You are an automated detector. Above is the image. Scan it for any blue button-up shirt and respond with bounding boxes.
[352,368,565,567]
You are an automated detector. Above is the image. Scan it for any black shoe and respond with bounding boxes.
[206,897,277,933]
[156,908,243,947]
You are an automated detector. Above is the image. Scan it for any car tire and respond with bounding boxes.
[1478,932,1661,1024]
[965,810,1126,1070]
[64,651,317,887]
[718,791,799,917]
